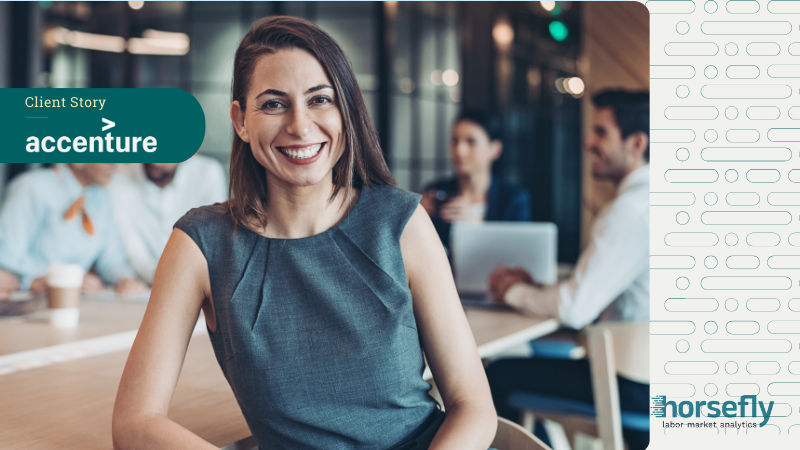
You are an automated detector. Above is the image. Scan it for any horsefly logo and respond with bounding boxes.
[651,395,774,427]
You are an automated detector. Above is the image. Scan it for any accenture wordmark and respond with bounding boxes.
[25,118,157,154]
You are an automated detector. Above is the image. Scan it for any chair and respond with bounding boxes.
[507,322,649,450]
[492,416,554,450]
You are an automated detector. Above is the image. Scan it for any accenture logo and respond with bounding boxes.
[651,395,775,428]
[25,119,158,154]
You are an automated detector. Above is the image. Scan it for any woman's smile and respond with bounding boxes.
[277,142,325,164]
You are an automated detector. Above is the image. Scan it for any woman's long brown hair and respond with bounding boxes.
[228,16,395,230]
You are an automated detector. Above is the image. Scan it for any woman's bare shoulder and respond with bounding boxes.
[400,205,449,280]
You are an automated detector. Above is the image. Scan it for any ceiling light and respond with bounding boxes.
[129,29,190,55]
[493,20,514,47]
[442,69,459,86]
[51,27,126,53]
[567,77,584,95]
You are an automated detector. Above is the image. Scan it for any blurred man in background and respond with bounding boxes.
[486,90,650,450]
[0,163,147,299]
[108,155,226,285]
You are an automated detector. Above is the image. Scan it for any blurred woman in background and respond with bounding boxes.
[421,111,531,253]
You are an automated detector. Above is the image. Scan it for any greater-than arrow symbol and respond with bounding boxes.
[102,118,115,131]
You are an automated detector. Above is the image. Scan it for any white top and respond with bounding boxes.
[108,156,227,284]
[505,164,650,329]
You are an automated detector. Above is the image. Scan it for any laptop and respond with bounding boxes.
[451,222,558,306]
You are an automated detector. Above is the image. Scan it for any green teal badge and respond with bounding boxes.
[0,88,206,163]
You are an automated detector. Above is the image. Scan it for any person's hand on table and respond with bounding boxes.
[82,273,105,292]
[488,265,540,302]
[0,269,21,300]
[29,275,48,296]
[439,196,482,223]
[114,277,149,297]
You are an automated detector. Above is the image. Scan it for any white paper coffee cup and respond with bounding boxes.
[46,264,84,328]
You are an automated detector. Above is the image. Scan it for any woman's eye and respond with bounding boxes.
[261,100,285,111]
[311,96,333,105]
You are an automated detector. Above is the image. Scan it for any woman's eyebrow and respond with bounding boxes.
[306,84,333,94]
[256,88,287,98]
[254,85,332,98]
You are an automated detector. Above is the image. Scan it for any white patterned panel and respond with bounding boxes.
[649,0,800,448]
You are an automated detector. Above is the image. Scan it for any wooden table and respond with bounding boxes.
[0,303,558,449]
[466,308,559,359]
[0,298,149,375]
[0,334,249,450]
[0,299,147,356]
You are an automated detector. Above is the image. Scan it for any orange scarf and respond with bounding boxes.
[64,196,95,236]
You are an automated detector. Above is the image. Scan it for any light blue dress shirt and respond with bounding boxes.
[0,164,134,289]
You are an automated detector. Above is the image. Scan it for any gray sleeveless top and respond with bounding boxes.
[174,186,437,450]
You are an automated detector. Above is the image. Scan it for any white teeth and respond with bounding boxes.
[279,144,323,160]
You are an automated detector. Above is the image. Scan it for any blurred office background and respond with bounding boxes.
[0,1,648,263]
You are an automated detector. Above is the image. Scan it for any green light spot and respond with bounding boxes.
[39,1,53,9]
[549,21,569,42]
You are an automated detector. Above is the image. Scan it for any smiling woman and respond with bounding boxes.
[112,16,496,450]
[226,17,393,234]
[230,50,348,198]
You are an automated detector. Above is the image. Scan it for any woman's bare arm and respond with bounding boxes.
[112,229,218,450]
[401,205,497,450]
